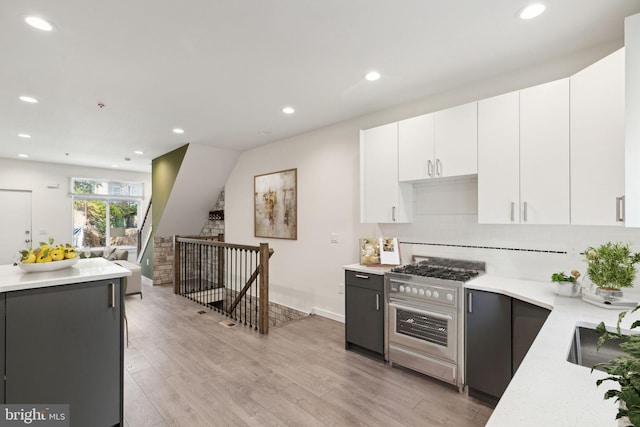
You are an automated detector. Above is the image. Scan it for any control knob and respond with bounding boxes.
[425,290,432,297]
[446,293,454,302]
[418,289,425,296]
[432,291,439,299]
[406,287,412,294]
[398,285,405,293]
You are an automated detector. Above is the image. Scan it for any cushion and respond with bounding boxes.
[103,247,117,260]
[113,249,129,260]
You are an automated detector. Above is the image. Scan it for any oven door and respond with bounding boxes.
[388,299,457,362]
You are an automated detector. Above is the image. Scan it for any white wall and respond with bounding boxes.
[0,158,151,248]
[224,42,630,322]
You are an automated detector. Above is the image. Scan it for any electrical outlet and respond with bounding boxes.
[338,284,345,295]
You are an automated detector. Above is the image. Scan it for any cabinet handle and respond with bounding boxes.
[523,201,528,222]
[392,206,396,222]
[376,293,380,311]
[355,274,369,279]
[468,292,473,313]
[427,160,434,177]
[109,283,116,308]
[436,159,442,176]
[616,196,625,222]
[510,202,515,222]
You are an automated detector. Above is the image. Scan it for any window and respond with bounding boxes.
[71,178,144,248]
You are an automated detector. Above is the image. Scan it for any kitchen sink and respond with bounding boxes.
[566,325,626,371]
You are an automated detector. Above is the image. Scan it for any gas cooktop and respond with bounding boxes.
[389,257,485,283]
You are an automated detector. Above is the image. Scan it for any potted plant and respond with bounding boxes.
[551,270,581,297]
[585,242,640,298]
[594,306,640,427]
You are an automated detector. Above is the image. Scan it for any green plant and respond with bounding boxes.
[551,270,580,283]
[585,242,640,290]
[594,306,640,426]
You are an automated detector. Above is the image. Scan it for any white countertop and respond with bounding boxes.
[0,258,131,293]
[343,263,393,275]
[467,275,640,427]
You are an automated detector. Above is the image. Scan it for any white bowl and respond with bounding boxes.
[18,257,79,273]
[553,281,580,297]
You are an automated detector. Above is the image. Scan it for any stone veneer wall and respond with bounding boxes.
[152,236,174,285]
[200,191,225,237]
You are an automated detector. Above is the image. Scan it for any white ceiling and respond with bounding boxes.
[2,0,640,173]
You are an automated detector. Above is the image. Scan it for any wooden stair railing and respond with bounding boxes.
[174,235,273,334]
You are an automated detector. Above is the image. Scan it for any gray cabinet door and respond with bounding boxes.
[512,298,550,375]
[345,273,384,356]
[465,289,512,401]
[5,279,123,426]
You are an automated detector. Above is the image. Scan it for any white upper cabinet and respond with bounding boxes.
[478,79,570,225]
[519,78,570,225]
[434,102,478,178]
[477,91,520,224]
[398,103,477,182]
[626,14,640,227]
[571,48,625,226]
[360,123,413,223]
[398,113,434,182]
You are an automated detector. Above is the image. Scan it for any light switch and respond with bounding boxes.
[330,233,339,243]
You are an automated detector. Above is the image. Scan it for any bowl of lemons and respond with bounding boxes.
[18,238,79,273]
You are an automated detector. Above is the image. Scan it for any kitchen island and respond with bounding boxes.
[467,275,640,427]
[0,258,130,427]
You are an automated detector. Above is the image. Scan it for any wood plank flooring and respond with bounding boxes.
[123,281,492,427]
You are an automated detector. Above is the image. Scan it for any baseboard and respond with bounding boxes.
[141,276,154,286]
[311,307,345,323]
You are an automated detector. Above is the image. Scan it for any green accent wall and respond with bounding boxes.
[140,144,188,279]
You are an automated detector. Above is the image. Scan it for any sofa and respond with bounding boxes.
[79,247,129,261]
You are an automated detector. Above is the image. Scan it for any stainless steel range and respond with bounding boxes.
[385,256,485,393]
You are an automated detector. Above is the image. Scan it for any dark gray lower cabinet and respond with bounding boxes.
[345,270,384,358]
[5,279,123,427]
[466,289,512,404]
[512,298,550,375]
[465,289,550,406]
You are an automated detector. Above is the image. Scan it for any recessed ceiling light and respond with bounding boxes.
[282,106,295,114]
[172,128,184,134]
[25,16,53,31]
[18,133,31,139]
[518,3,546,20]
[111,164,119,168]
[19,96,38,103]
[134,150,144,155]
[18,154,29,158]
[365,71,381,81]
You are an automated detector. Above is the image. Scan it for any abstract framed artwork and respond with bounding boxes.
[254,168,297,240]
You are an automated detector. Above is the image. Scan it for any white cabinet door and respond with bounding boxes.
[571,48,625,226]
[434,102,478,178]
[626,14,640,227]
[520,78,570,224]
[398,113,434,182]
[360,123,412,223]
[477,91,520,224]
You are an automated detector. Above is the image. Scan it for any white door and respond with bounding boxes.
[0,190,32,264]
[434,101,478,178]
[478,91,520,224]
[398,113,435,182]
[571,48,625,226]
[520,78,570,224]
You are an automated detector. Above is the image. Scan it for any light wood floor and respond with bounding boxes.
[123,281,492,427]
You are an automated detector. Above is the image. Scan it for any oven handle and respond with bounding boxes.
[388,301,454,322]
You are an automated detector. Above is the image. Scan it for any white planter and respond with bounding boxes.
[553,281,580,297]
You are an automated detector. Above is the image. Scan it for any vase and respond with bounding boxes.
[596,287,624,299]
[553,281,580,297]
